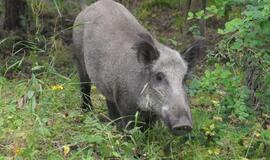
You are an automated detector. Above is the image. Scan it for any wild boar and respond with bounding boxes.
[73,0,197,135]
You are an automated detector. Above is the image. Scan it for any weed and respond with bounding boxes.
[0,0,269,159]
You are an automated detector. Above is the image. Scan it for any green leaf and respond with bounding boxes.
[31,65,45,71]
[27,90,35,99]
[187,12,194,20]
[81,135,104,144]
[231,40,243,50]
[206,5,218,15]
[224,18,244,33]
[217,28,225,35]
[261,21,270,34]
[195,10,204,19]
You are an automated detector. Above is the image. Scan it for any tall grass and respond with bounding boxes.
[0,0,269,159]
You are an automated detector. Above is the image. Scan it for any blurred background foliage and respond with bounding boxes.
[0,0,269,159]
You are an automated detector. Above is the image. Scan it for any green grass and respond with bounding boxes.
[0,65,269,159]
[0,0,269,159]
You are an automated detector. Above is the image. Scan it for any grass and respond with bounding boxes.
[0,0,269,159]
[0,63,269,159]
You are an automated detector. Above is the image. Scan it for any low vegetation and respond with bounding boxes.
[0,0,269,159]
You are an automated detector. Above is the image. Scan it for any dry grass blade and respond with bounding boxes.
[17,95,28,109]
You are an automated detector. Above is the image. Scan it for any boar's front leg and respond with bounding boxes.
[106,100,131,129]
[106,99,121,121]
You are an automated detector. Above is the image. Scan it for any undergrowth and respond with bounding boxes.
[1,69,269,159]
[0,0,270,159]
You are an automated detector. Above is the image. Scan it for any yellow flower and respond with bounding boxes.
[11,146,22,156]
[14,148,21,155]
[51,84,64,91]
[212,100,220,107]
[63,145,70,156]
[254,131,260,138]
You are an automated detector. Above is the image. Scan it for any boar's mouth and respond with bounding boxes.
[170,124,192,136]
[161,106,193,136]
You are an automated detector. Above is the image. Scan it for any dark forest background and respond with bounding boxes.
[0,0,269,159]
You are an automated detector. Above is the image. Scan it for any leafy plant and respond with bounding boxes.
[189,64,251,120]
[216,0,270,113]
[1,0,270,159]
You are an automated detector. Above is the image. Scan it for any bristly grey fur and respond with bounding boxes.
[72,0,193,135]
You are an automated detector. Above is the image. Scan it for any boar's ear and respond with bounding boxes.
[133,33,160,65]
[181,40,206,72]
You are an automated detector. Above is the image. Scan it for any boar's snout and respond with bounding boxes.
[171,120,192,136]
[162,105,192,136]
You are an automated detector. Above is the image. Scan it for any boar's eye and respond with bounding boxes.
[155,72,164,82]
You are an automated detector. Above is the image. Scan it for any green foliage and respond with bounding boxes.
[188,0,270,114]
[189,64,251,120]
[1,0,270,159]
[187,1,270,157]
[1,77,269,159]
[143,0,181,9]
[216,0,270,112]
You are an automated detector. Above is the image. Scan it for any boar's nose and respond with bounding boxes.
[171,111,193,135]
[162,105,193,136]
[171,123,192,136]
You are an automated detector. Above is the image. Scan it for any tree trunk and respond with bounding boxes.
[183,0,207,39]
[181,0,191,34]
[181,0,208,74]
[4,0,27,31]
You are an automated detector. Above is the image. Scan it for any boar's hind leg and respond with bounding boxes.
[76,61,92,112]
[80,79,92,112]
[106,100,121,122]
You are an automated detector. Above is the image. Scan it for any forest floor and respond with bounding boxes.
[0,0,269,159]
